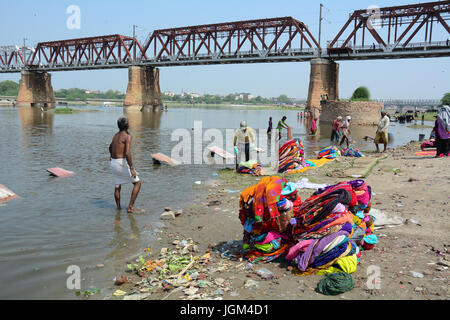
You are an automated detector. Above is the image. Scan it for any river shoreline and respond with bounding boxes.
[99,141,449,301]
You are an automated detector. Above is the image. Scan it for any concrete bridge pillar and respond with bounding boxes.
[17,71,56,108]
[306,58,339,118]
[124,66,163,111]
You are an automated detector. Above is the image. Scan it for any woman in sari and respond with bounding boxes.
[434,105,450,157]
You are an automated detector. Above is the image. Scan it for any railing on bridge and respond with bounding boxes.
[327,1,450,57]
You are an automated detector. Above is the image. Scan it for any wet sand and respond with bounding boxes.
[103,142,449,300]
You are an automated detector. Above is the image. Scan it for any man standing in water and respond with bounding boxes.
[109,117,143,213]
[277,116,289,140]
[374,110,390,153]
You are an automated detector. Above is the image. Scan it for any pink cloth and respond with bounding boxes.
[286,239,315,260]
[331,203,346,214]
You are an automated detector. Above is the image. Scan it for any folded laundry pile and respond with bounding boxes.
[237,159,262,176]
[238,177,377,279]
[239,178,302,263]
[278,139,314,174]
[341,147,364,157]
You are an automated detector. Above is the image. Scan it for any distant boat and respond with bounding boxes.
[103,102,114,107]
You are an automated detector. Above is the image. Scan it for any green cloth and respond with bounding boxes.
[316,273,354,295]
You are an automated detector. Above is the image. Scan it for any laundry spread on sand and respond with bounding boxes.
[318,147,340,160]
[296,178,328,190]
[341,147,365,157]
[238,177,377,293]
[237,160,263,176]
[415,150,437,156]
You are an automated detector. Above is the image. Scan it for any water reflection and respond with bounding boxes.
[125,108,162,131]
[106,211,141,261]
[18,106,54,137]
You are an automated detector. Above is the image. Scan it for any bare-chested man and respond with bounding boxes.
[109,117,142,213]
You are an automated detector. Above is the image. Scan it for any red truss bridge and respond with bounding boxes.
[1,1,449,73]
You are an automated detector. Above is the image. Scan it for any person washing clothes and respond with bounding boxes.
[374,110,390,153]
[339,116,352,148]
[267,117,273,135]
[277,116,289,140]
[310,117,318,135]
[331,116,342,143]
[233,121,256,163]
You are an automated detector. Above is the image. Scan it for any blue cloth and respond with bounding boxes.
[363,234,378,245]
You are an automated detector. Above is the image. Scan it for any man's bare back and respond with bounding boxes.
[110,131,130,159]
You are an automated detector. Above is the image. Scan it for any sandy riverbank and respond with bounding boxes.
[103,142,449,301]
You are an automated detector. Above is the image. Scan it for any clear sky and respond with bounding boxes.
[0,0,449,99]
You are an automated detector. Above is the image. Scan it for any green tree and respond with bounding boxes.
[351,87,370,101]
[441,92,450,106]
[277,94,290,104]
[0,80,19,96]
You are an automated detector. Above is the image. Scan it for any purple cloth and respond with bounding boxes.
[295,230,350,271]
[437,118,450,140]
[309,241,349,268]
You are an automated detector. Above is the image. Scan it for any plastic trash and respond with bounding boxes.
[410,271,424,279]
[194,181,201,185]
[255,268,274,280]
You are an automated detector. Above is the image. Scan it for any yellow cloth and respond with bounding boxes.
[286,157,335,174]
[316,255,358,275]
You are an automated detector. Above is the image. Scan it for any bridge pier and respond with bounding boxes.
[306,58,339,117]
[124,66,163,111]
[17,70,56,108]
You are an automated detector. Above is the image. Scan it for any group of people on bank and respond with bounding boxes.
[108,106,449,213]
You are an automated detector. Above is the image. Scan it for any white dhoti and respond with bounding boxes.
[110,158,140,187]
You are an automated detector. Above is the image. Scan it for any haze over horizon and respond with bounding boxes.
[0,0,449,100]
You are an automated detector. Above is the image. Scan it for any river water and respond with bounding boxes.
[0,105,434,299]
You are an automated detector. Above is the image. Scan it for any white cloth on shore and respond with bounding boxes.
[296,178,328,190]
[110,158,140,187]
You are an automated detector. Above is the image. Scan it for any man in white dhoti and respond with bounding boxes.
[109,117,142,213]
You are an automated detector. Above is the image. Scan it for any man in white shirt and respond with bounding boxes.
[374,110,390,153]
[233,121,256,163]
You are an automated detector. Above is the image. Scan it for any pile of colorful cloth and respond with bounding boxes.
[420,140,436,150]
[278,139,314,174]
[341,147,364,157]
[238,177,377,277]
[239,177,302,263]
[318,147,340,160]
[237,159,262,176]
